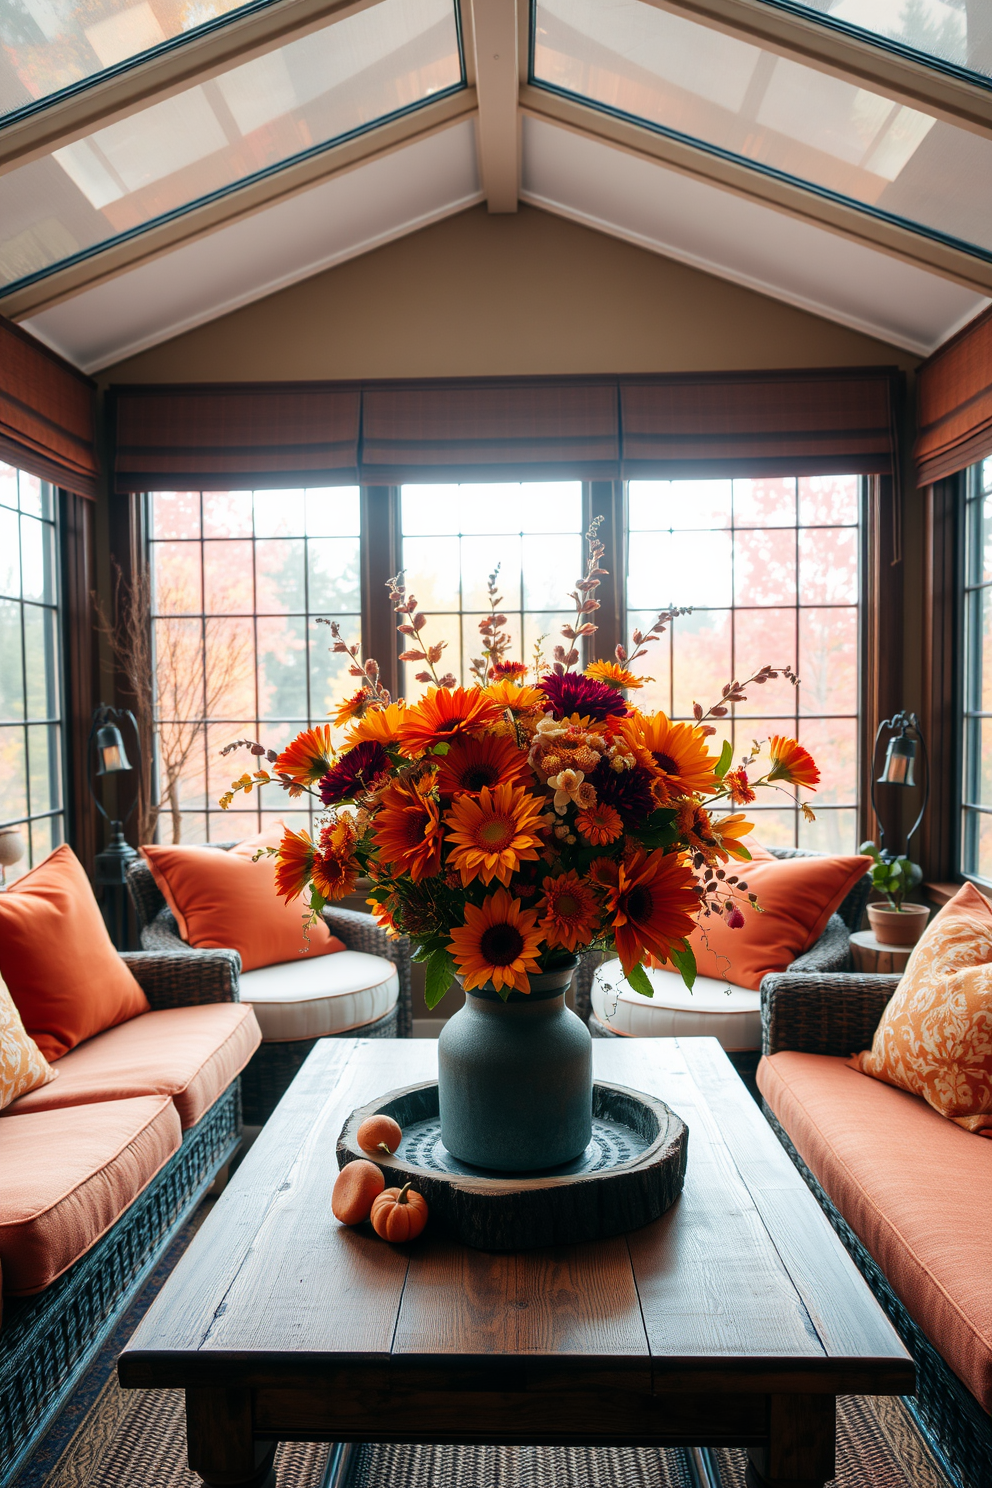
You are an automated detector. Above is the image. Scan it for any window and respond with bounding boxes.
[0,461,64,881]
[961,455,992,882]
[398,482,585,695]
[627,475,861,850]
[148,487,361,843]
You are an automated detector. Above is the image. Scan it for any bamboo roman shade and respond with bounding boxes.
[0,316,97,498]
[915,307,992,487]
[113,369,902,489]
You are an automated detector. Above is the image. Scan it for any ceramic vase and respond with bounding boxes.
[438,959,591,1172]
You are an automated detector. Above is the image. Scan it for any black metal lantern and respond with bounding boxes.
[94,723,132,776]
[869,711,928,858]
[88,705,141,947]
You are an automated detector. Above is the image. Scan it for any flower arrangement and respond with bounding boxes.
[221,521,820,1008]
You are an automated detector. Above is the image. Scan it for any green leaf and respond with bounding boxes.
[669,942,697,991]
[637,808,678,851]
[424,948,456,1010]
[625,961,655,999]
[432,742,450,756]
[714,739,733,779]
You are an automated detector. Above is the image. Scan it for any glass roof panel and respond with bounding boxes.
[1,0,265,119]
[0,0,462,289]
[761,1,992,85]
[533,0,992,258]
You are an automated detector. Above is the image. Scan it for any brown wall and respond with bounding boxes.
[97,202,920,384]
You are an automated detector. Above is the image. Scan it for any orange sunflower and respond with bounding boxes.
[371,778,443,882]
[345,701,405,748]
[600,848,700,976]
[767,736,820,790]
[575,801,624,846]
[398,687,504,758]
[538,871,600,951]
[274,827,316,901]
[448,888,544,994]
[444,782,545,886]
[623,713,719,796]
[274,725,335,785]
[435,732,530,796]
[584,661,648,691]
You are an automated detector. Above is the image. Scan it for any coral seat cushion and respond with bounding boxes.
[141,833,345,972]
[758,1051,992,1411]
[0,1095,181,1295]
[0,846,150,1061]
[684,848,871,990]
[2,1003,261,1129]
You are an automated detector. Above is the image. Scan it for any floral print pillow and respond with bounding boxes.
[0,970,57,1111]
[853,882,992,1134]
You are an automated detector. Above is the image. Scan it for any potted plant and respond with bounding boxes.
[860,841,928,945]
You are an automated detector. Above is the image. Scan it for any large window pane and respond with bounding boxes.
[961,455,992,881]
[756,0,992,85]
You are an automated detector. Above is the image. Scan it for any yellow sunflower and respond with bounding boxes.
[538,871,600,951]
[448,888,544,994]
[483,679,547,713]
[345,701,405,748]
[443,781,545,886]
[585,661,649,691]
[623,713,719,796]
[398,687,504,758]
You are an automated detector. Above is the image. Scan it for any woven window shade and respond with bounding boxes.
[0,316,97,498]
[359,379,620,483]
[914,307,992,487]
[113,384,361,491]
[620,370,899,478]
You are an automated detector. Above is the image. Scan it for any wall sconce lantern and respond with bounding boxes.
[870,711,929,859]
[88,705,141,947]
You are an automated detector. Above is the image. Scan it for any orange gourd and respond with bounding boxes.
[356,1114,403,1156]
[370,1182,428,1243]
[331,1160,385,1225]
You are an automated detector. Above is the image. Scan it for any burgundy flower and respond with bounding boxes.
[538,672,628,723]
[319,741,390,805]
[726,904,746,929]
[589,758,655,829]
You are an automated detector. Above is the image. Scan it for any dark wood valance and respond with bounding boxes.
[0,316,97,498]
[915,306,992,486]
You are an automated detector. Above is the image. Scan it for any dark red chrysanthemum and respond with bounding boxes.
[319,741,390,805]
[589,757,656,829]
[538,672,629,723]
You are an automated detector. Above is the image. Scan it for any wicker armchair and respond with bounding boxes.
[760,974,992,1488]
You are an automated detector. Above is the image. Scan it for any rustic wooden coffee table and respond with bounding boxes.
[119,1037,912,1488]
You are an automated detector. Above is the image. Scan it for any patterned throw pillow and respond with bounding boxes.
[852,882,992,1134]
[0,969,57,1112]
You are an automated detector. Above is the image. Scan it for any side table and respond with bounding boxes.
[849,930,913,975]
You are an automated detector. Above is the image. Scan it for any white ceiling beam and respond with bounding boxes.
[640,0,992,140]
[520,84,992,298]
[464,0,519,211]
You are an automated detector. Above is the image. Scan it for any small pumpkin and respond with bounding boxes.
[332,1160,385,1225]
[356,1114,403,1157]
[370,1182,428,1243]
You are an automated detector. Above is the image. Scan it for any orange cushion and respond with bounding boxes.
[141,826,344,973]
[0,970,57,1111]
[0,846,150,1061]
[2,1003,261,1129]
[686,848,871,990]
[758,1050,992,1410]
[852,881,992,1134]
[0,1095,181,1295]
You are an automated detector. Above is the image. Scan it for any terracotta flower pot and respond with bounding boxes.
[866,902,930,947]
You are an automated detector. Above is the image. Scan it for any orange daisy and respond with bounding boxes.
[443,782,545,887]
[584,661,648,691]
[274,725,335,785]
[398,687,504,758]
[448,887,544,994]
[600,848,700,976]
[725,766,755,805]
[622,713,719,796]
[345,701,405,748]
[767,736,820,790]
[435,732,530,796]
[708,812,755,863]
[371,778,443,882]
[483,679,547,714]
[367,896,402,938]
[332,688,370,727]
[274,827,316,901]
[538,871,600,951]
[575,801,624,846]
[312,816,361,901]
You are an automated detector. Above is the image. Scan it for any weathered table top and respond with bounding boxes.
[121,1037,911,1409]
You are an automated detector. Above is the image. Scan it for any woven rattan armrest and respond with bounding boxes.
[322,906,413,1037]
[120,949,241,1009]
[761,972,900,1057]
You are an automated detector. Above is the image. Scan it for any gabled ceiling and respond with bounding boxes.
[2,0,990,372]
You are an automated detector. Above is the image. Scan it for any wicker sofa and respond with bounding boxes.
[759,971,992,1488]
[0,950,252,1488]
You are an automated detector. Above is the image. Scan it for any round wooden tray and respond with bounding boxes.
[336,1080,688,1251]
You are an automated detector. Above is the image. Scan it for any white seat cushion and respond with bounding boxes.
[238,951,398,1042]
[590,958,761,1050]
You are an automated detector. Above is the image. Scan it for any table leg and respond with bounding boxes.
[746,1394,836,1488]
[185,1386,276,1488]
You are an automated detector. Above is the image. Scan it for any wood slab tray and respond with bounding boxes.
[336,1080,688,1251]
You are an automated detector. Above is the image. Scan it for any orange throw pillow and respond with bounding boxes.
[0,845,150,1061]
[688,847,872,991]
[141,825,344,972]
[852,882,992,1135]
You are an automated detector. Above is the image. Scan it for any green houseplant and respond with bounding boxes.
[859,841,928,946]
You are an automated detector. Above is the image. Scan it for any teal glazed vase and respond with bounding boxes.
[437,959,592,1172]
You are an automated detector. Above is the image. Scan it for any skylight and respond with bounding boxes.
[0,0,463,290]
[764,0,992,84]
[533,0,992,259]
